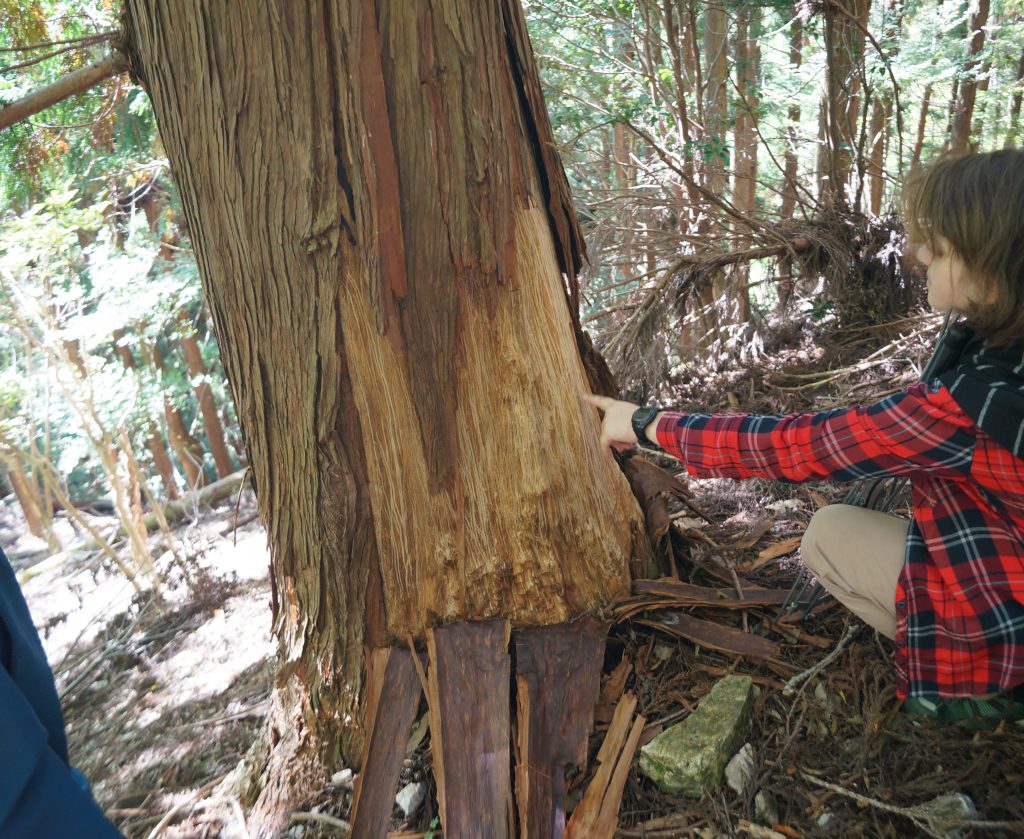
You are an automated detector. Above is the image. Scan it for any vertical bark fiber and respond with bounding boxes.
[122,0,647,812]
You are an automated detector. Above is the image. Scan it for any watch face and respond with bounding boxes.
[632,407,658,438]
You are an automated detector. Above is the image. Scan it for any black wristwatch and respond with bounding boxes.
[631,406,660,447]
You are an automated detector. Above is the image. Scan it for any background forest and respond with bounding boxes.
[2,0,1024,837]
[3,0,1021,548]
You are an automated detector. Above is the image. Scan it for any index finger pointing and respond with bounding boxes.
[582,393,615,412]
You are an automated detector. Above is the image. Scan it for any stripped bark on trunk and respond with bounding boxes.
[122,0,649,830]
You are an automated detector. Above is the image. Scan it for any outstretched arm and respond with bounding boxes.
[585,383,977,483]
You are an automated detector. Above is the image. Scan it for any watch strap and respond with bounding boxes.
[631,406,660,446]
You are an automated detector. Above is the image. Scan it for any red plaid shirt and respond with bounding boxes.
[655,382,1024,699]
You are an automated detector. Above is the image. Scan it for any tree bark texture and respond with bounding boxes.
[949,0,989,153]
[817,0,869,208]
[123,0,647,801]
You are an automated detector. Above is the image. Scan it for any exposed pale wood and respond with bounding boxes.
[565,693,645,839]
[0,52,128,131]
[350,648,424,839]
[427,621,514,839]
[514,618,608,839]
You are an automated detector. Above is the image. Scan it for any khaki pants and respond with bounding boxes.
[799,504,909,639]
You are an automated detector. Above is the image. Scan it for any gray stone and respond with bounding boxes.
[331,768,354,788]
[920,793,977,839]
[816,811,837,830]
[755,791,779,825]
[395,781,427,818]
[724,743,755,795]
[639,675,754,797]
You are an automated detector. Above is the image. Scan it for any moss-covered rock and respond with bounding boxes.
[639,674,754,797]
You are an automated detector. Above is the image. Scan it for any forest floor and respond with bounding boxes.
[4,309,1024,839]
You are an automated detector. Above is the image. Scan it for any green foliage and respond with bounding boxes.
[0,0,147,209]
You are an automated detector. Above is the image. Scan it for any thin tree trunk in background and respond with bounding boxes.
[971,58,992,145]
[178,313,234,479]
[780,10,803,222]
[663,0,699,223]
[123,1,649,830]
[868,0,901,215]
[949,0,990,153]
[817,0,869,208]
[612,118,636,284]
[145,342,206,490]
[1004,48,1024,148]
[4,458,46,538]
[113,328,181,500]
[62,339,87,377]
[699,0,729,336]
[732,3,760,324]
[909,83,932,179]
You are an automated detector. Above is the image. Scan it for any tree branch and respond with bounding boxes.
[0,51,128,132]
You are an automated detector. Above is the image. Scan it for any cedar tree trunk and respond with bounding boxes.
[121,0,648,827]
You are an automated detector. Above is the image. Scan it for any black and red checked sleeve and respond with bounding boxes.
[654,383,977,484]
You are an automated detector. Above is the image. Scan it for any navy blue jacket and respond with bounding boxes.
[0,546,123,838]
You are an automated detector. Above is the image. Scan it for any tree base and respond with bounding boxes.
[350,617,613,839]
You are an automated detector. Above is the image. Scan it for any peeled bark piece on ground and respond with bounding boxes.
[565,692,645,839]
[514,618,608,839]
[636,612,781,661]
[349,648,425,839]
[426,621,515,839]
[618,454,694,577]
[624,579,790,612]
